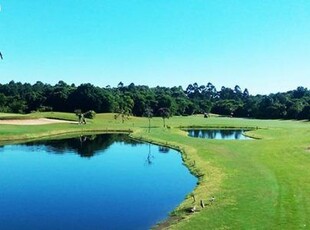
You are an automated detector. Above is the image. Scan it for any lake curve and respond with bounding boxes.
[0,134,197,230]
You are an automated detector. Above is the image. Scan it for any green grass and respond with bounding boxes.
[0,112,309,229]
[0,113,32,120]
[0,112,78,121]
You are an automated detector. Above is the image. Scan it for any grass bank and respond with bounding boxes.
[0,112,309,229]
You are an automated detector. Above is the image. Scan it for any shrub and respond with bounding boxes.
[84,110,96,119]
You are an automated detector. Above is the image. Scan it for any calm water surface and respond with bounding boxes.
[0,134,197,230]
[188,129,252,140]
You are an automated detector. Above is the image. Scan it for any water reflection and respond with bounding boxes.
[145,144,154,166]
[188,129,251,140]
[22,134,143,158]
[159,146,170,153]
[0,134,197,230]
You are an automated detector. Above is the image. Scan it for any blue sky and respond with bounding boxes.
[0,0,309,95]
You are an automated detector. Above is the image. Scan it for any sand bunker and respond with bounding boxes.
[0,118,77,125]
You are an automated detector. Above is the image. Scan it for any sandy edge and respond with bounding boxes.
[0,118,78,125]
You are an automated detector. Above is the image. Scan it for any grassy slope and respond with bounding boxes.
[0,112,309,229]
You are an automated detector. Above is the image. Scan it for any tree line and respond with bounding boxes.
[0,80,309,120]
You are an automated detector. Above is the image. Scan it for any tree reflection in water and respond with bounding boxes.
[188,129,250,140]
[145,143,154,166]
[159,146,170,153]
[22,134,143,158]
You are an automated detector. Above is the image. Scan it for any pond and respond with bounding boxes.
[0,134,197,230]
[188,129,252,140]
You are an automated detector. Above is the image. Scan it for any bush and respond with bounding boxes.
[84,110,96,119]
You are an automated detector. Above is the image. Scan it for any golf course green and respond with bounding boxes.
[0,112,309,229]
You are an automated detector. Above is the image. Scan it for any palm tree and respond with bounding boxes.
[158,107,170,127]
[144,107,153,132]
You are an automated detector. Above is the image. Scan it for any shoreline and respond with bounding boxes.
[0,122,208,229]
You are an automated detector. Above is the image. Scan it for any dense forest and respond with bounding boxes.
[0,80,309,120]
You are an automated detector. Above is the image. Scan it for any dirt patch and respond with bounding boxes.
[0,118,77,125]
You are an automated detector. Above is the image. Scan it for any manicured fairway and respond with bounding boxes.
[0,113,309,229]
